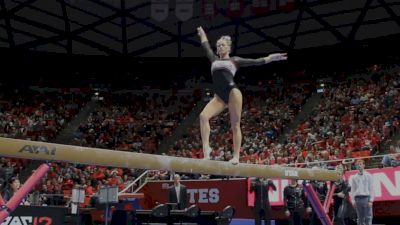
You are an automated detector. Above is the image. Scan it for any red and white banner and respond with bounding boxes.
[201,0,217,19]
[138,166,400,219]
[139,179,254,218]
[251,0,270,15]
[175,0,194,21]
[344,167,400,202]
[151,0,169,22]
[278,0,296,13]
[227,0,245,18]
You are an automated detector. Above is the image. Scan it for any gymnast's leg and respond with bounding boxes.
[199,95,226,159]
[228,88,243,164]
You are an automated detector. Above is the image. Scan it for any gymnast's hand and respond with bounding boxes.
[197,26,206,38]
[265,53,288,63]
[197,26,210,44]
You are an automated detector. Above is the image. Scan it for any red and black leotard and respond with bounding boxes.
[202,41,266,103]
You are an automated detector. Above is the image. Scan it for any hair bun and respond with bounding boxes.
[221,35,231,41]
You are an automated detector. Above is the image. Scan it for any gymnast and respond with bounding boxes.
[197,26,287,164]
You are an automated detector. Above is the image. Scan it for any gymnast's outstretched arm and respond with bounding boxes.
[197,26,218,62]
[232,53,288,67]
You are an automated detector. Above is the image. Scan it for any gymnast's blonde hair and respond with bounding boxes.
[216,35,232,52]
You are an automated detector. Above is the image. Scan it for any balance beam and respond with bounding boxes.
[0,137,339,181]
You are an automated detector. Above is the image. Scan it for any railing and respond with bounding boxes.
[119,170,149,194]
[280,152,400,168]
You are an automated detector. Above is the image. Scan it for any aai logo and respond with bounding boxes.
[18,145,56,156]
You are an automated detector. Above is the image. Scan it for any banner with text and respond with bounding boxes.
[139,166,400,218]
[344,166,400,202]
[1,206,67,225]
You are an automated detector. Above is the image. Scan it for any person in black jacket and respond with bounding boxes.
[283,179,311,225]
[2,177,30,205]
[333,164,356,225]
[2,177,20,202]
[250,177,277,225]
[168,174,188,210]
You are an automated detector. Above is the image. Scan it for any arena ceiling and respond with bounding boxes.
[0,0,399,57]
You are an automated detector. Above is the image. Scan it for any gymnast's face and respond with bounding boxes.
[216,39,230,58]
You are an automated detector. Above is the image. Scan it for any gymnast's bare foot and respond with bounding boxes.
[229,157,239,165]
[203,146,212,160]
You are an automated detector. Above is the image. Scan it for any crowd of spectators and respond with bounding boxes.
[0,87,91,205]
[72,91,201,153]
[278,71,400,170]
[2,66,400,205]
[0,87,90,174]
[0,88,90,141]
[27,90,202,205]
[31,162,138,206]
[160,81,314,180]
[160,69,400,179]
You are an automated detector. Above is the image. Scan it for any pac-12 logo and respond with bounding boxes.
[18,145,56,156]
[1,216,52,225]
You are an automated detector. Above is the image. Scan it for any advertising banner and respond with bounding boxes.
[201,0,217,19]
[344,166,400,202]
[1,206,67,225]
[139,166,400,218]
